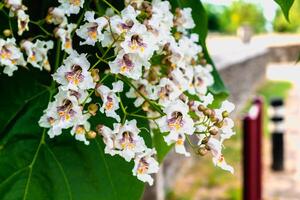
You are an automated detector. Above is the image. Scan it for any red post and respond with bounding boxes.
[243,97,263,200]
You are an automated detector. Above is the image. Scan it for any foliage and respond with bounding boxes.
[273,0,300,32]
[274,0,295,22]
[204,1,266,34]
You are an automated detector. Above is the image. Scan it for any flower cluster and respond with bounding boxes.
[1,0,236,185]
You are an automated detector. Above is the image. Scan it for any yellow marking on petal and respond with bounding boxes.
[29,55,36,62]
[75,126,85,134]
[176,138,184,145]
[65,40,72,49]
[88,31,98,40]
[70,0,81,6]
[120,65,128,73]
[105,101,114,110]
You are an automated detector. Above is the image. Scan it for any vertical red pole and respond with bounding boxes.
[254,98,263,200]
[243,98,263,200]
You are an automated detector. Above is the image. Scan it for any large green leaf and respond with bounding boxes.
[169,0,229,107]
[274,0,295,22]
[0,69,148,200]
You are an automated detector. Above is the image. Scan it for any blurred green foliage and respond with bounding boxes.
[273,0,300,32]
[205,1,266,34]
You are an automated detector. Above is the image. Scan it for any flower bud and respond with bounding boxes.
[204,109,212,116]
[196,147,208,156]
[88,104,98,116]
[216,121,224,128]
[198,104,206,112]
[222,111,229,118]
[91,69,100,82]
[3,29,12,37]
[87,130,97,139]
[201,136,209,144]
[209,129,218,136]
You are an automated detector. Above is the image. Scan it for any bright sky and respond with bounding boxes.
[202,0,278,21]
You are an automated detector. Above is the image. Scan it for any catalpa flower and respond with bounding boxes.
[55,24,77,54]
[212,155,234,174]
[132,148,159,186]
[0,38,26,76]
[114,120,147,161]
[98,125,118,156]
[16,9,29,35]
[109,50,150,80]
[53,51,95,91]
[175,134,191,156]
[207,137,233,173]
[121,23,158,59]
[52,89,83,129]
[156,78,181,107]
[39,101,62,138]
[21,40,54,71]
[71,114,91,145]
[110,5,139,35]
[189,65,214,96]
[174,7,195,33]
[97,81,123,122]
[76,11,108,46]
[157,100,195,144]
[58,0,84,16]
[126,79,158,107]
[46,7,68,27]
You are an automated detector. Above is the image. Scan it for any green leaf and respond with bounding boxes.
[0,69,147,200]
[170,0,229,106]
[152,130,173,163]
[274,0,295,22]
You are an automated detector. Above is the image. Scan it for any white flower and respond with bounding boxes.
[39,101,62,138]
[189,65,214,96]
[97,80,123,122]
[109,50,150,80]
[55,24,77,54]
[98,125,119,156]
[39,89,84,138]
[132,148,159,185]
[220,118,235,143]
[175,134,191,157]
[126,79,157,107]
[174,7,195,32]
[114,120,147,161]
[76,11,108,46]
[21,40,54,71]
[110,5,139,35]
[121,23,158,59]
[0,38,26,76]
[207,137,222,158]
[53,89,83,129]
[53,51,95,91]
[200,93,214,106]
[148,0,173,45]
[178,34,202,64]
[71,114,91,145]
[46,7,68,27]
[157,100,195,144]
[58,0,84,16]
[215,100,235,120]
[16,9,29,35]
[156,78,181,107]
[212,155,234,174]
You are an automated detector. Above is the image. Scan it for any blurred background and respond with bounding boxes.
[143,0,300,199]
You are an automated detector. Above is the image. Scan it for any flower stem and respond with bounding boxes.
[101,0,120,15]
